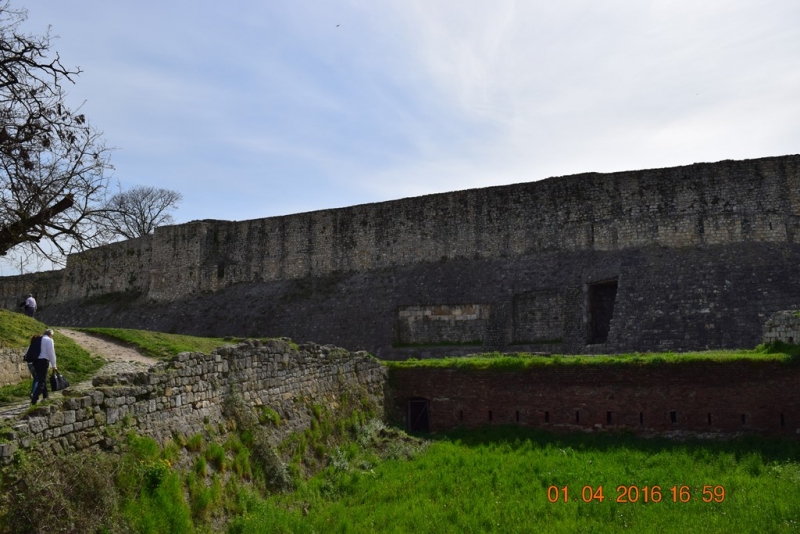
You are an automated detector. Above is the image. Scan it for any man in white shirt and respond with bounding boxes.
[31,329,57,405]
[24,294,36,317]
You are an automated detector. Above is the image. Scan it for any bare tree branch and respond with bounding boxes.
[99,185,182,239]
[0,1,113,267]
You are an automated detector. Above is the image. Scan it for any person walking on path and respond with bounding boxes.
[24,334,43,397]
[31,329,57,405]
[23,294,36,317]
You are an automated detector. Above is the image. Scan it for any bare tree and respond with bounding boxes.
[100,185,182,239]
[0,1,112,266]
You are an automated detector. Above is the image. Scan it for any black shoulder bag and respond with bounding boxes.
[50,371,69,392]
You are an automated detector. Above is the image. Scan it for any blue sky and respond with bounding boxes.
[17,0,800,224]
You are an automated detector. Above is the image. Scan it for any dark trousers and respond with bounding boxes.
[31,358,50,402]
[24,306,35,317]
[27,362,37,396]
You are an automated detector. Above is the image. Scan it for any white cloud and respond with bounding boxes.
[342,0,800,199]
[13,0,800,222]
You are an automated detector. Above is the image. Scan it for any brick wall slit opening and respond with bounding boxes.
[389,360,800,436]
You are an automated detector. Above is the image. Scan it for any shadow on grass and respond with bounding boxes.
[761,340,800,363]
[420,425,800,464]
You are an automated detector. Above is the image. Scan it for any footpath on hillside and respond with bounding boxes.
[0,329,160,420]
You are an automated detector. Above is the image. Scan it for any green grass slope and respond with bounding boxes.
[0,308,51,349]
[76,327,235,359]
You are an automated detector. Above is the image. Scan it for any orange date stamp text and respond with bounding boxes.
[547,485,725,503]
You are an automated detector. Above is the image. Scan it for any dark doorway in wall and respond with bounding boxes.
[408,399,429,433]
[588,280,618,344]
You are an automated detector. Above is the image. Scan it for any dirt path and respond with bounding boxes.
[58,328,159,366]
[0,329,160,419]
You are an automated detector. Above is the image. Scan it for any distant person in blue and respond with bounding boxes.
[30,329,57,405]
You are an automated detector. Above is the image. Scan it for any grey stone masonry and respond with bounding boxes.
[763,311,800,345]
[0,348,31,387]
[7,154,800,308]
[0,339,386,462]
[9,154,800,356]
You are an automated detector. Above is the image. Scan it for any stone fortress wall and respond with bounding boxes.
[2,155,800,356]
[21,154,800,301]
[0,340,386,461]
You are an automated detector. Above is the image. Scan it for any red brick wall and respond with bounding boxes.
[388,362,800,436]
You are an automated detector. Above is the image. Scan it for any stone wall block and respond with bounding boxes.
[0,442,18,459]
[106,408,119,425]
[28,418,47,433]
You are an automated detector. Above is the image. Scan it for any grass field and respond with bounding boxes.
[229,426,800,533]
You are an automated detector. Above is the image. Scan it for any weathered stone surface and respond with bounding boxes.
[0,442,18,458]
[28,418,47,433]
[0,348,30,387]
[763,311,800,345]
